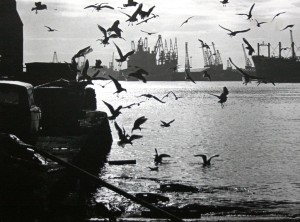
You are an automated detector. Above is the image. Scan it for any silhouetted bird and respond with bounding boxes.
[122,103,136,109]
[132,116,147,132]
[161,91,182,100]
[97,25,120,47]
[107,20,123,37]
[137,94,165,103]
[229,57,264,85]
[243,38,255,55]
[180,16,194,27]
[256,79,275,86]
[154,148,170,164]
[32,2,47,14]
[271,12,286,22]
[140,30,157,35]
[219,25,251,37]
[160,119,175,127]
[185,70,196,84]
[220,0,229,7]
[121,3,143,25]
[203,70,211,81]
[194,154,219,166]
[72,46,93,60]
[236,3,255,20]
[136,15,157,25]
[77,59,91,82]
[139,6,155,19]
[280,24,294,31]
[123,0,138,7]
[44,26,57,32]
[209,86,229,108]
[84,3,114,11]
[114,42,135,66]
[109,75,127,94]
[114,121,143,147]
[255,19,267,27]
[102,100,123,120]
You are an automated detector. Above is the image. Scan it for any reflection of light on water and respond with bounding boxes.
[93,81,300,217]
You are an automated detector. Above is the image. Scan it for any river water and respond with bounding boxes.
[92,81,300,218]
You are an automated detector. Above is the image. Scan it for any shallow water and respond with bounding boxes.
[92,81,300,217]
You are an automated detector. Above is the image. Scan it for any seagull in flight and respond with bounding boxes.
[236,3,255,20]
[72,46,93,60]
[229,57,264,85]
[185,70,196,83]
[140,30,157,35]
[219,25,251,37]
[255,19,267,27]
[121,3,143,25]
[114,121,143,147]
[44,26,57,32]
[160,119,175,127]
[271,12,286,22]
[114,42,135,66]
[32,2,47,14]
[107,20,123,38]
[243,38,255,56]
[208,87,229,108]
[180,16,194,27]
[84,3,114,11]
[161,91,182,100]
[136,14,157,25]
[280,24,294,31]
[139,5,155,19]
[154,148,171,164]
[123,0,138,7]
[194,154,219,166]
[109,75,127,94]
[220,0,229,7]
[132,116,147,132]
[102,100,123,120]
[97,25,120,47]
[137,94,165,103]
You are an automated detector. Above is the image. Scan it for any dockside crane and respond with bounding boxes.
[185,42,191,71]
[242,43,253,69]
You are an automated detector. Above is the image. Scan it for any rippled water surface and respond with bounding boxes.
[93,81,300,217]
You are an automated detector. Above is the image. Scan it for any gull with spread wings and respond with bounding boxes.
[194,154,219,166]
[208,87,229,108]
[236,3,255,20]
[219,25,251,37]
[180,16,194,27]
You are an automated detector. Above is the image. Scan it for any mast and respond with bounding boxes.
[290,30,296,58]
[185,42,190,71]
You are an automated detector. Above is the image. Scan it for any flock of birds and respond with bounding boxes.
[30,1,296,170]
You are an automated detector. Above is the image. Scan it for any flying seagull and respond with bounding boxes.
[44,26,57,32]
[132,116,147,132]
[236,3,255,20]
[180,16,194,27]
[219,25,251,37]
[107,20,123,37]
[160,119,175,127]
[271,12,286,22]
[32,2,47,14]
[139,5,155,19]
[154,148,171,164]
[114,42,135,66]
[140,30,157,35]
[194,154,219,166]
[120,3,143,25]
[97,25,120,47]
[84,3,114,11]
[220,0,229,7]
[114,121,143,147]
[109,75,127,94]
[255,19,267,27]
[72,46,93,60]
[102,100,123,120]
[161,91,182,100]
[280,24,294,31]
[137,94,165,103]
[208,86,229,108]
[123,0,138,7]
[243,38,255,56]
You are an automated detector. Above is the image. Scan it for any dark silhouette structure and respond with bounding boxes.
[0,0,23,77]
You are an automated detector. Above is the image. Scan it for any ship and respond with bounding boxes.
[252,30,300,83]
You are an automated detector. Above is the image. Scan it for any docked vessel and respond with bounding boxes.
[252,30,300,83]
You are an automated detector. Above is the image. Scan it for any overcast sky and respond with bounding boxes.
[16,0,300,69]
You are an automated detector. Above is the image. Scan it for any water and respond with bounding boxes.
[92,81,300,218]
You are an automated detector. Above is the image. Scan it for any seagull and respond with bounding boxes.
[120,3,143,25]
[139,6,155,19]
[44,26,57,32]
[161,91,182,100]
[208,87,229,108]
[243,38,255,56]
[114,42,135,66]
[109,75,127,94]
[185,70,196,84]
[180,16,194,27]
[219,25,251,37]
[203,70,211,81]
[102,100,123,120]
[255,19,267,27]
[132,116,147,132]
[220,0,229,7]
[280,24,294,31]
[236,3,255,20]
[84,3,114,11]
[137,94,165,103]
[107,20,123,37]
[140,30,157,35]
[114,121,143,147]
[32,2,47,14]
[123,0,138,7]
[154,148,171,164]
[229,57,264,85]
[97,25,120,47]
[194,154,219,166]
[72,46,93,60]
[160,119,175,127]
[136,15,157,25]
[271,12,286,22]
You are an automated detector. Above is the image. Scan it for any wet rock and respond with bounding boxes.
[160,183,199,192]
[135,192,170,204]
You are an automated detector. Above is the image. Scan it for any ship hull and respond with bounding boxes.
[252,55,300,83]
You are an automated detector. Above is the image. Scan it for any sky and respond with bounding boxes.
[16,0,300,69]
